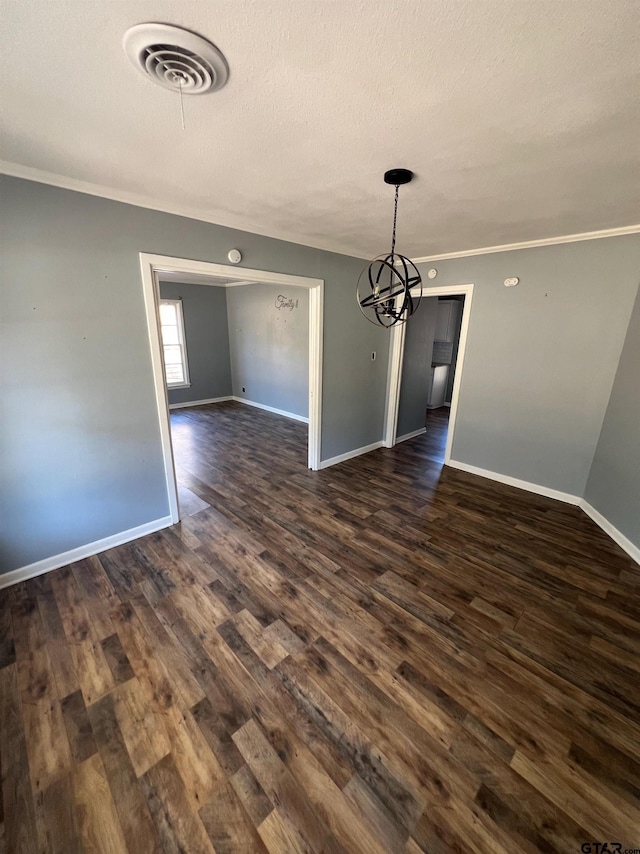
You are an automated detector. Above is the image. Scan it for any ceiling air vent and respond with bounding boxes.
[122,23,229,94]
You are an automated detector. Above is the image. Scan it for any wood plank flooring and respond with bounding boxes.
[2,400,639,853]
[423,407,449,465]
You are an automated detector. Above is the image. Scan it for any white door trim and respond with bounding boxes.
[139,253,324,524]
[383,283,474,464]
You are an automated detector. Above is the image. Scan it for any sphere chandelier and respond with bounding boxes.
[357,169,422,328]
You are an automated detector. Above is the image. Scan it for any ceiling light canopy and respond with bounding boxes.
[357,169,422,327]
[122,23,229,94]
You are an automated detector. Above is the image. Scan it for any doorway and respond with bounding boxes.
[383,283,474,463]
[139,253,324,524]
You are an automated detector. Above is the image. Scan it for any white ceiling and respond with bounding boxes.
[1,1,639,258]
[158,272,256,287]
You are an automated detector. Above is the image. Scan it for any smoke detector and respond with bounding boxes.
[123,23,229,94]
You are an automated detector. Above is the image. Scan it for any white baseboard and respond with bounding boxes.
[169,395,309,423]
[319,441,384,470]
[579,500,640,565]
[441,460,638,565]
[232,396,309,423]
[169,396,232,410]
[396,427,427,444]
[446,459,581,505]
[0,516,174,590]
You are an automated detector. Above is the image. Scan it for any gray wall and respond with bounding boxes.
[3,173,637,575]
[584,285,640,549]
[227,284,309,418]
[417,234,640,496]
[159,281,232,406]
[396,298,438,438]
[0,176,389,574]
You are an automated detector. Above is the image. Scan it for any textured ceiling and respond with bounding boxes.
[158,272,256,287]
[1,0,639,258]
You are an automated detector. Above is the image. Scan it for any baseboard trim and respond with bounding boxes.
[319,441,384,470]
[579,500,640,565]
[396,427,427,444]
[232,396,309,423]
[446,459,581,505]
[0,516,174,590]
[169,396,232,410]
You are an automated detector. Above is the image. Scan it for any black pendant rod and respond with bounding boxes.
[384,168,412,261]
[390,183,399,260]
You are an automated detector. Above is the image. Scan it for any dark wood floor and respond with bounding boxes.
[2,400,639,853]
[423,407,450,464]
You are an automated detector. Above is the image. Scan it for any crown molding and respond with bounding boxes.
[412,224,640,263]
[0,160,362,260]
[3,161,638,264]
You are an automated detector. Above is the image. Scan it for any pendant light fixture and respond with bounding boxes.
[357,169,422,327]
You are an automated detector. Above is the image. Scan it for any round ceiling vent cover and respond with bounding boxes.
[123,23,229,94]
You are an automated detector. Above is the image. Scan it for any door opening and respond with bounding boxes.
[383,283,473,465]
[139,253,324,524]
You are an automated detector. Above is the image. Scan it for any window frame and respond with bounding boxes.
[159,298,191,389]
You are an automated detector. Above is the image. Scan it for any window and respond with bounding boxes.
[159,299,190,388]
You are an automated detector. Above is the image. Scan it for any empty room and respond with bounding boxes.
[156,271,314,520]
[1,2,639,853]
